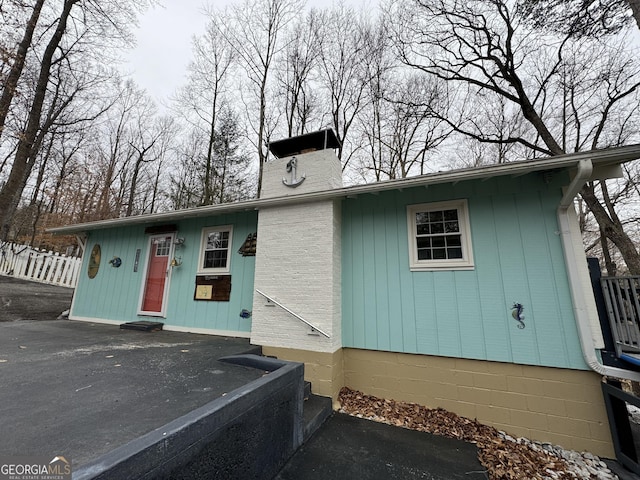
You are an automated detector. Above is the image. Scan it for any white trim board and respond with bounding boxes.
[67,315,251,339]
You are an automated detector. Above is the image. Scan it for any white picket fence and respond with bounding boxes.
[0,242,82,288]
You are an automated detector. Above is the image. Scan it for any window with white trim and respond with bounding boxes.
[198,225,233,273]
[407,200,474,271]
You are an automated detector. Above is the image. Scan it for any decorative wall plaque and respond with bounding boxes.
[237,233,257,256]
[87,244,101,279]
[282,157,305,187]
[195,285,213,300]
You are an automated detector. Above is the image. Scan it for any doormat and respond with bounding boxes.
[120,321,164,332]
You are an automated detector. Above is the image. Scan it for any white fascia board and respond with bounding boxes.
[49,144,640,235]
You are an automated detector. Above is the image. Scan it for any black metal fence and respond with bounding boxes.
[602,379,640,474]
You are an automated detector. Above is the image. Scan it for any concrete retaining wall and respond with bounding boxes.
[74,356,304,480]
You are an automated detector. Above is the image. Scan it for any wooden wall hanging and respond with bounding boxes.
[194,275,232,301]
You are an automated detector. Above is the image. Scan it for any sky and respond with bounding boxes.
[124,1,209,107]
[124,0,372,108]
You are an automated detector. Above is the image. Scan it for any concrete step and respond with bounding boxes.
[242,344,263,356]
[119,320,164,332]
[303,392,332,442]
[304,381,312,399]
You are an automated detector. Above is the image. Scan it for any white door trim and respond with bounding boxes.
[137,232,175,317]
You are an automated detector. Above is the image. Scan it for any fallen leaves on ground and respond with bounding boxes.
[338,387,573,480]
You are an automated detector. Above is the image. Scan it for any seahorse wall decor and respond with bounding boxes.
[511,303,526,329]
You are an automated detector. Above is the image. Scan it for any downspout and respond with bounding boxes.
[557,159,640,381]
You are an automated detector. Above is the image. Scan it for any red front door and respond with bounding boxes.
[141,235,172,313]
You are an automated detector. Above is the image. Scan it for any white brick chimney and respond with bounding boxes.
[251,129,343,355]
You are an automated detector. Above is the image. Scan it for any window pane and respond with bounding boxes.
[204,251,213,268]
[204,250,228,268]
[206,233,219,249]
[445,235,461,247]
[417,237,431,248]
[443,209,458,221]
[201,228,232,271]
[417,224,430,235]
[416,212,429,224]
[205,232,229,250]
[429,211,443,222]
[155,237,171,256]
[445,221,459,233]
[207,231,229,249]
[417,248,432,260]
[430,222,444,234]
[409,202,471,268]
[432,236,445,248]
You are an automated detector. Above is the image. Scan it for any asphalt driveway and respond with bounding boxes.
[0,275,73,321]
[276,413,486,480]
[0,312,263,468]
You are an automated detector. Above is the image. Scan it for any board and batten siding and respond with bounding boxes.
[71,211,258,334]
[341,171,588,370]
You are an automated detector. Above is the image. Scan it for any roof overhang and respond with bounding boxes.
[267,128,341,158]
[48,144,640,235]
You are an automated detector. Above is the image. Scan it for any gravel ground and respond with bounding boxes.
[338,387,624,480]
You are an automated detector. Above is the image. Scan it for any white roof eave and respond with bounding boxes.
[48,144,640,235]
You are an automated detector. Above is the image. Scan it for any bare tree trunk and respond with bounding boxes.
[629,0,640,29]
[126,142,155,216]
[28,199,43,248]
[126,152,144,217]
[204,99,217,205]
[223,0,303,197]
[599,228,617,276]
[257,71,269,197]
[0,0,79,241]
[150,160,162,214]
[30,134,55,206]
[391,0,640,273]
[581,183,640,274]
[0,0,45,141]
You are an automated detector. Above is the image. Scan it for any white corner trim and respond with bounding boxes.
[67,315,251,338]
[67,315,122,326]
[162,325,251,338]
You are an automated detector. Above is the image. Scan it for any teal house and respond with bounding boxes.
[51,130,640,458]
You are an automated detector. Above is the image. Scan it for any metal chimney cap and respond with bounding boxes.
[268,128,341,159]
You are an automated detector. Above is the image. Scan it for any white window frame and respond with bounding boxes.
[198,225,233,274]
[407,199,474,271]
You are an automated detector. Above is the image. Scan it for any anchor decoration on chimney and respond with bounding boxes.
[282,156,305,188]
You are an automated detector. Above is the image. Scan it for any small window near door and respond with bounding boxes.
[198,225,233,274]
[154,237,171,256]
